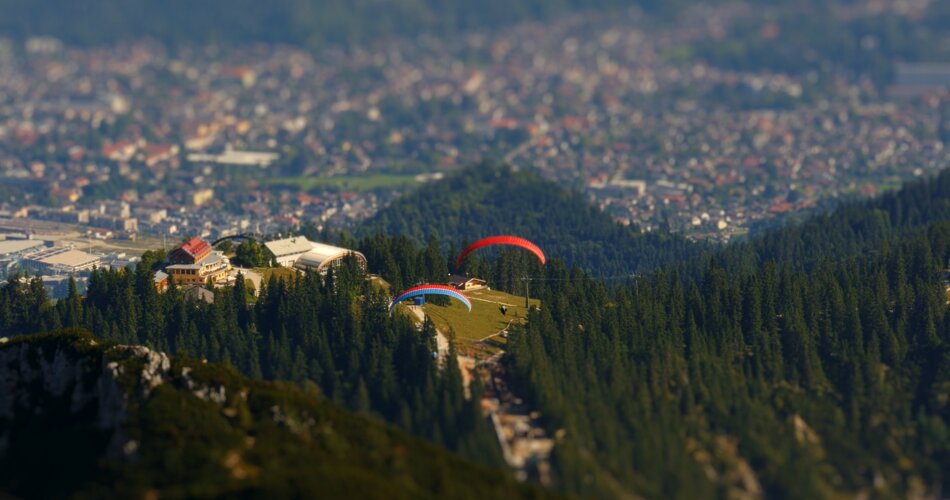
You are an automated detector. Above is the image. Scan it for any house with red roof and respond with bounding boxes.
[102,141,137,162]
[165,236,231,286]
[168,236,213,265]
[142,144,179,167]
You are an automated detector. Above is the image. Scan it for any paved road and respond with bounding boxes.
[503,137,535,164]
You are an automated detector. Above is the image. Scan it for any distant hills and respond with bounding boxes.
[0,0,669,48]
[360,159,950,279]
[0,331,544,499]
[1,0,944,87]
[358,163,703,277]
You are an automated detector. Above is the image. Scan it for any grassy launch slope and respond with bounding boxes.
[412,288,540,354]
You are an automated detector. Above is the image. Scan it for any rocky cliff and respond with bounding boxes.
[0,330,544,499]
[0,333,169,456]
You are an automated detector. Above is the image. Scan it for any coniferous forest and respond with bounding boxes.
[366,164,950,496]
[1,254,501,466]
[0,332,545,499]
[2,165,950,497]
[506,224,950,497]
[359,163,704,278]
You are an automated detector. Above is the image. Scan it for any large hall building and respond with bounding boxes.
[264,236,366,274]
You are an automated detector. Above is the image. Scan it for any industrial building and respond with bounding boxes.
[186,150,280,167]
[23,247,101,273]
[0,239,46,260]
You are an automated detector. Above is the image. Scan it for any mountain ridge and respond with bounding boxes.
[358,163,703,277]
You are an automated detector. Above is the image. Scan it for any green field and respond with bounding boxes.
[268,174,420,192]
[416,288,540,355]
[369,275,392,293]
[256,267,298,283]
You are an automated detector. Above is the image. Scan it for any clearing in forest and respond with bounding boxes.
[420,288,540,355]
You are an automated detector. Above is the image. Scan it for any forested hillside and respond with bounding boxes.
[359,163,703,277]
[0,332,543,499]
[704,167,950,274]
[356,168,950,497]
[354,164,950,496]
[0,256,501,465]
[3,166,950,498]
[506,221,950,497]
[493,170,950,497]
[360,164,950,284]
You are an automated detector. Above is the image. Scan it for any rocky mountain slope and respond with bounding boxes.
[0,330,546,499]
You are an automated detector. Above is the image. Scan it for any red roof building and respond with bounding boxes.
[102,140,137,162]
[168,237,213,265]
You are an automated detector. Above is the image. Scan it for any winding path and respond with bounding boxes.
[403,302,555,486]
[406,305,450,360]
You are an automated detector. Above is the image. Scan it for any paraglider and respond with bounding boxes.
[455,235,546,269]
[389,284,472,314]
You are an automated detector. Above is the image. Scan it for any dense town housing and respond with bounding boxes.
[1,3,946,248]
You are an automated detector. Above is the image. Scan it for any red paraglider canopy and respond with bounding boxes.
[455,235,546,268]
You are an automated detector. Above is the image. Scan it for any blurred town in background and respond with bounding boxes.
[1,0,948,292]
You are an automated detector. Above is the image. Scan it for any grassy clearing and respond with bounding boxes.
[256,267,298,283]
[368,275,392,294]
[420,288,540,356]
[268,174,420,192]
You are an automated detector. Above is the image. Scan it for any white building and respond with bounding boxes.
[186,150,280,168]
[264,236,317,267]
[264,236,368,274]
[0,239,46,260]
[294,242,367,274]
[24,247,101,273]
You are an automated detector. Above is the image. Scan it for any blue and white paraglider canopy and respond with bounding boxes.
[389,284,472,314]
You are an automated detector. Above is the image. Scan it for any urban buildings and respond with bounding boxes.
[23,247,101,274]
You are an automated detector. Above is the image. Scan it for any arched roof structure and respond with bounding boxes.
[294,243,367,273]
